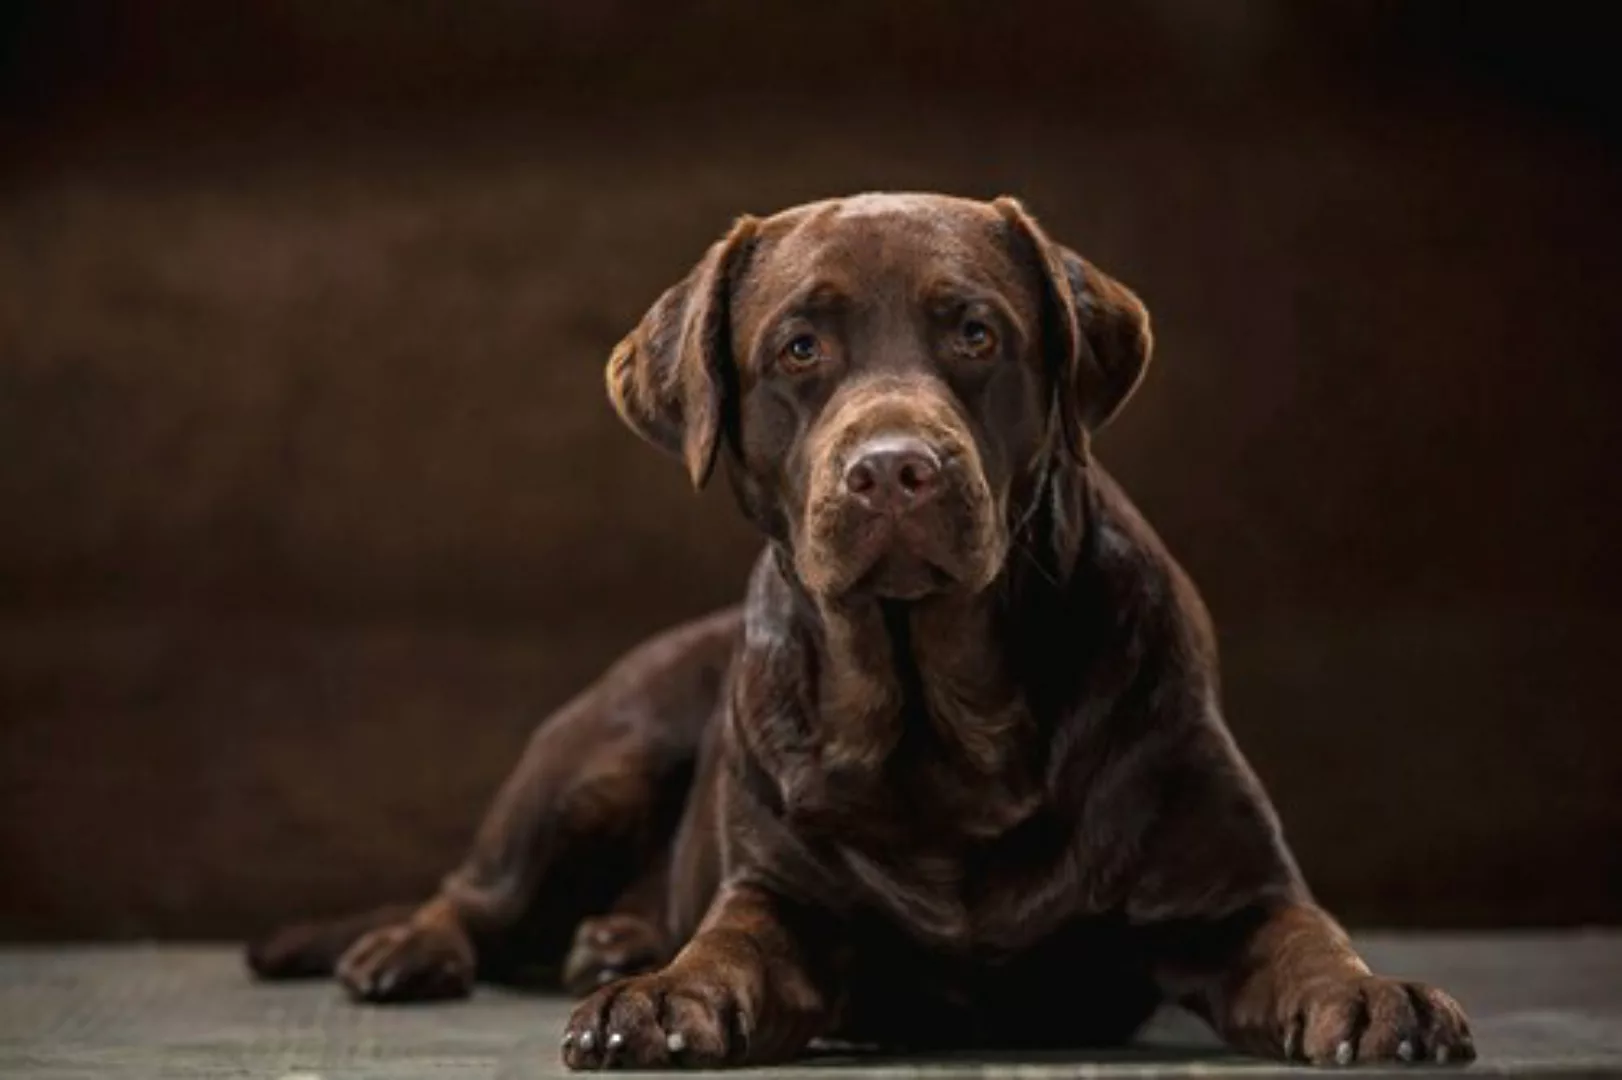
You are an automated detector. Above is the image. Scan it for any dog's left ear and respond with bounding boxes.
[606,215,759,488]
[995,197,1153,458]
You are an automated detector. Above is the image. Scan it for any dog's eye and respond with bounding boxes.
[960,320,997,357]
[780,333,825,373]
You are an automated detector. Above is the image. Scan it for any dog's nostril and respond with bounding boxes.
[844,438,943,512]
[897,459,936,496]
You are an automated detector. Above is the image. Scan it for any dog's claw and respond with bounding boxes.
[1335,1039,1354,1066]
[606,1031,625,1052]
[561,1031,575,1049]
[578,1030,595,1052]
[666,1031,686,1054]
[1397,1039,1415,1062]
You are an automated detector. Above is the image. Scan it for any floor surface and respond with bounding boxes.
[2,934,1620,1078]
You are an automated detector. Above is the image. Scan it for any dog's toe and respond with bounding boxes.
[336,922,474,1004]
[562,914,667,998]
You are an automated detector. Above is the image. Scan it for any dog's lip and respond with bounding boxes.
[817,510,971,599]
[867,577,947,602]
[846,551,954,601]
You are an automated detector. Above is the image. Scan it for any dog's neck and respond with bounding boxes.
[812,589,1023,778]
[752,560,1056,841]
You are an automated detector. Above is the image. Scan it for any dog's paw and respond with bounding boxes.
[246,920,349,980]
[1281,975,1475,1066]
[562,914,668,997]
[336,920,475,1004]
[248,914,377,979]
[561,970,748,1070]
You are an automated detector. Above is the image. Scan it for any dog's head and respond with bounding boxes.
[607,193,1151,603]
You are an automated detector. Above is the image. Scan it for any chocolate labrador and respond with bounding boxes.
[248,193,1474,1070]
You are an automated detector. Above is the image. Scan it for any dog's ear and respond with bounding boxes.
[994,197,1153,458]
[606,216,759,488]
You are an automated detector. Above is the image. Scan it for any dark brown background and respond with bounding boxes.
[2,1,1618,940]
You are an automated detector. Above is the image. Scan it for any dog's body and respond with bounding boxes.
[249,193,1474,1069]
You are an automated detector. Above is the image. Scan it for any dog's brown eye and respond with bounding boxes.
[961,320,997,357]
[780,333,824,372]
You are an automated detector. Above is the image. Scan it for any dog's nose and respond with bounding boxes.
[843,437,942,514]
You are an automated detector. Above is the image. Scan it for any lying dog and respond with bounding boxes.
[248,192,1474,1070]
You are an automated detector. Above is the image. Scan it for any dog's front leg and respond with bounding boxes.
[1186,900,1475,1067]
[560,879,836,1070]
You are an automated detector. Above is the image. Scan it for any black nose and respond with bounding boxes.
[843,437,943,514]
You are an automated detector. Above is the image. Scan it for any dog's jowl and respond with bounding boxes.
[248,193,1474,1070]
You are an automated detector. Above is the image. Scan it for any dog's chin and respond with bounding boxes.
[819,539,984,603]
[800,514,1002,605]
[854,552,953,602]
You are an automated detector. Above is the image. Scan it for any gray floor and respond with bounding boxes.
[1,934,1619,1078]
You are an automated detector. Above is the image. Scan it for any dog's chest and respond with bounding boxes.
[829,802,1073,954]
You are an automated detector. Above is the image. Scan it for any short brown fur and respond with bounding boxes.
[249,193,1473,1070]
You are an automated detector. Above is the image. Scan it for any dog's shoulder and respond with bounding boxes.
[1076,462,1219,684]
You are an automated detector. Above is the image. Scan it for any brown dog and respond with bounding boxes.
[248,193,1475,1070]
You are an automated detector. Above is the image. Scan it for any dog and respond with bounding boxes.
[247,192,1475,1070]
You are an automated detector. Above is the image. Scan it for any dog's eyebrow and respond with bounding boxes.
[922,279,1022,325]
[788,280,852,315]
[921,278,1002,312]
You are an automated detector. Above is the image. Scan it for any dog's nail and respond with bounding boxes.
[606,1032,625,1052]
[596,969,616,986]
[592,928,614,946]
[1282,1029,1297,1059]
[1397,1039,1415,1061]
[667,1031,686,1054]
[377,972,397,995]
[1335,1039,1354,1066]
[578,1030,595,1052]
[561,1031,575,1049]
[1435,1044,1451,1064]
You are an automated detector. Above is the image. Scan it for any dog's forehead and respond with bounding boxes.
[749,194,1023,300]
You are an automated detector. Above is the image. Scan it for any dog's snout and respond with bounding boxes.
[843,437,942,514]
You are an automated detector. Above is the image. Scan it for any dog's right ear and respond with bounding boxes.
[606,216,759,489]
[994,197,1153,461]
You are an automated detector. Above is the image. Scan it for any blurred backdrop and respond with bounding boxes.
[2,1,1619,940]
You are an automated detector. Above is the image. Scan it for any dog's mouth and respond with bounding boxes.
[816,514,970,602]
[851,550,955,602]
